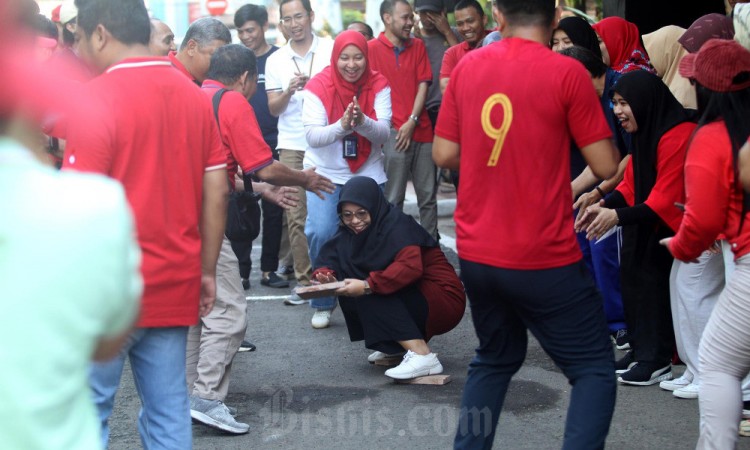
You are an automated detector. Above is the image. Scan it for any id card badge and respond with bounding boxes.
[343,134,358,159]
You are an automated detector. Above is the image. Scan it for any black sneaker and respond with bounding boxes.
[611,329,630,350]
[277,265,295,280]
[238,340,256,352]
[241,278,250,290]
[260,272,290,288]
[618,363,672,386]
[614,350,635,374]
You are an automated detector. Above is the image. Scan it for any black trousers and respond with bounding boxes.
[230,145,284,277]
[620,225,675,366]
[339,284,428,355]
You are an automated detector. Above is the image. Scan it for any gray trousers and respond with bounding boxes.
[186,236,247,401]
[697,254,750,449]
[669,250,724,386]
[382,129,438,239]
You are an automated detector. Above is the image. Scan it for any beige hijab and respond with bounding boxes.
[643,25,696,109]
[735,3,750,51]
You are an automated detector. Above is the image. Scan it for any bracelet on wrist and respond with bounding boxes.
[595,186,606,198]
[409,114,419,123]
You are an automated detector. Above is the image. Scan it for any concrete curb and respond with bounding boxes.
[403,198,456,218]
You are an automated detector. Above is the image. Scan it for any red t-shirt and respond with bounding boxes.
[614,122,694,233]
[201,80,274,183]
[439,41,472,80]
[63,58,226,327]
[435,38,612,269]
[367,33,433,143]
[670,122,750,261]
[168,51,198,86]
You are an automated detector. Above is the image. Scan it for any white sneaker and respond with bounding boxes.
[368,350,406,364]
[384,351,443,380]
[189,396,249,434]
[740,420,750,437]
[659,374,692,391]
[284,291,308,306]
[673,383,699,399]
[311,309,333,329]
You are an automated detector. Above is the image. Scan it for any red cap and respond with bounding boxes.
[679,39,750,93]
[51,4,61,23]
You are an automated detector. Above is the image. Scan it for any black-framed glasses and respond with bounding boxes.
[340,210,368,222]
[281,13,308,25]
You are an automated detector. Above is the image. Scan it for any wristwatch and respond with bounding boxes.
[409,114,419,123]
[362,280,372,295]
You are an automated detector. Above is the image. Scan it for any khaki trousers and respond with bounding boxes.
[279,149,311,285]
[186,236,247,401]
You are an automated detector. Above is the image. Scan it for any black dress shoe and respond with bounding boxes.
[277,265,295,280]
[241,278,250,290]
[238,340,256,352]
[260,272,290,288]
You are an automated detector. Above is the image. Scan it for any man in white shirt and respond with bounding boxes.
[266,0,333,314]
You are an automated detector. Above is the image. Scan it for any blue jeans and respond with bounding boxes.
[454,260,616,450]
[576,224,626,332]
[305,184,343,310]
[90,327,191,450]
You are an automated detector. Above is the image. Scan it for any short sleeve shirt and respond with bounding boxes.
[440,42,472,80]
[1,139,140,450]
[250,45,280,145]
[202,80,274,180]
[63,57,226,327]
[436,38,612,269]
[367,33,434,142]
[265,35,334,151]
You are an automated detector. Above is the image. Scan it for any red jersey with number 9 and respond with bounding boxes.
[435,38,612,270]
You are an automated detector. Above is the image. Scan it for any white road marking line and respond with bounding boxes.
[440,235,457,253]
[245,294,292,301]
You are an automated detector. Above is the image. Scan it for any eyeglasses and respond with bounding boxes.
[281,13,308,25]
[340,210,369,222]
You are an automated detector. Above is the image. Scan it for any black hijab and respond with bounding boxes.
[612,70,693,204]
[556,17,603,60]
[315,176,438,280]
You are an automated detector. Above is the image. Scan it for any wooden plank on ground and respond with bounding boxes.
[373,357,402,367]
[394,375,452,385]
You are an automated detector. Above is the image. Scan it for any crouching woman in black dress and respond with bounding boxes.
[313,176,466,380]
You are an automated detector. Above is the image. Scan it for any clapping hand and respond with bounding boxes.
[340,96,364,131]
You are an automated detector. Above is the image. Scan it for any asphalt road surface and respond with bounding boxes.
[106,188,750,449]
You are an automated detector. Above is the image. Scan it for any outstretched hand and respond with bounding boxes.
[576,203,618,241]
[302,167,336,199]
[262,185,299,209]
[335,278,367,297]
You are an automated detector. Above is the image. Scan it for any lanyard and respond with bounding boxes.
[292,53,315,77]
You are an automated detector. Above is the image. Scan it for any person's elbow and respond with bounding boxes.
[268,103,282,117]
[583,139,619,180]
[432,136,460,169]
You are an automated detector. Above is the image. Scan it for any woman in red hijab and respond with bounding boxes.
[301,30,392,329]
[593,17,655,74]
